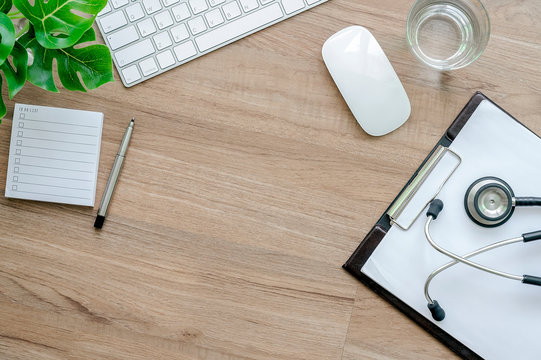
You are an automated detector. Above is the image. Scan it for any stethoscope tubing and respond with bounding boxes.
[424,215,523,297]
[423,218,523,304]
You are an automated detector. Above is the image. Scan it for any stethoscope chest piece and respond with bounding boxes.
[464,176,515,227]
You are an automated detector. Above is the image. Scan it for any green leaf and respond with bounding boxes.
[1,41,27,98]
[19,27,113,92]
[0,0,12,14]
[0,12,15,65]
[13,0,107,49]
[0,77,6,121]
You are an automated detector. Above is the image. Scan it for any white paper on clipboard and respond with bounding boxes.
[362,100,541,360]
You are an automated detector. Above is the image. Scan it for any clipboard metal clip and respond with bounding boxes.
[387,145,462,231]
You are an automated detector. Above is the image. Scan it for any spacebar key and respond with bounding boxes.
[195,3,284,52]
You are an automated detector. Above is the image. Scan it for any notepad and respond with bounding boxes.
[4,104,103,206]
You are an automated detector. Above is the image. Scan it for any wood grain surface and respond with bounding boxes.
[1,0,540,359]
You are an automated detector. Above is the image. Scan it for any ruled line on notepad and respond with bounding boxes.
[12,190,90,200]
[20,154,95,164]
[22,136,95,146]
[18,172,93,182]
[22,127,98,137]
[19,163,93,173]
[16,181,91,191]
[20,117,99,128]
[20,145,96,155]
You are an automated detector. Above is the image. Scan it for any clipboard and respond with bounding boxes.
[343,92,541,360]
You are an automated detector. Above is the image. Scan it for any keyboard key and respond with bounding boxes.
[222,1,241,19]
[188,16,207,35]
[170,24,190,42]
[155,10,174,29]
[281,0,304,14]
[111,0,129,8]
[121,64,141,84]
[189,0,208,14]
[156,50,176,68]
[126,3,145,21]
[153,31,173,50]
[209,0,225,6]
[164,0,180,5]
[171,3,191,21]
[205,8,224,27]
[196,3,283,52]
[173,41,197,61]
[137,18,157,36]
[305,0,318,4]
[139,57,159,76]
[143,0,162,14]
[99,11,127,33]
[97,2,112,16]
[107,25,139,50]
[239,0,258,12]
[115,39,155,66]
[259,0,273,4]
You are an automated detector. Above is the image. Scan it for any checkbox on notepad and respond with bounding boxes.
[14,167,19,173]
[13,176,18,182]
[17,131,22,137]
[15,158,20,164]
[16,140,22,145]
[19,113,25,119]
[11,185,17,191]
[15,149,21,155]
[18,122,24,128]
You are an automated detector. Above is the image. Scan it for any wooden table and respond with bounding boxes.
[1,0,540,359]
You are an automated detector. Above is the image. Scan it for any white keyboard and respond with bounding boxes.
[97,0,327,87]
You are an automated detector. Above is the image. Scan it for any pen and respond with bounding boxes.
[94,118,134,229]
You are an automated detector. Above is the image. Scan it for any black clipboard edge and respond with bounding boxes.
[343,92,492,360]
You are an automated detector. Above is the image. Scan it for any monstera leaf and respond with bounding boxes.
[1,41,28,96]
[19,27,113,92]
[0,12,26,119]
[13,0,107,49]
[0,0,12,14]
[0,12,14,65]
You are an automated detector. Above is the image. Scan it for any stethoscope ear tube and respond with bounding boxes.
[523,230,541,242]
[522,275,541,286]
[515,197,541,206]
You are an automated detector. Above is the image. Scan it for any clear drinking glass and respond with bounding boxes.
[406,0,490,70]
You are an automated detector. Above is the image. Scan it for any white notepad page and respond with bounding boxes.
[361,100,541,360]
[5,104,103,206]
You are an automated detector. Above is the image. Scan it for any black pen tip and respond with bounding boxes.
[131,117,135,123]
[94,215,105,229]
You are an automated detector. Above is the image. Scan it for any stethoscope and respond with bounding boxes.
[423,176,541,321]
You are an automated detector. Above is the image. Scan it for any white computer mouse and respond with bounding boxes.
[322,26,411,136]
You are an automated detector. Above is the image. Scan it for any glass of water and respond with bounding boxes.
[406,0,490,70]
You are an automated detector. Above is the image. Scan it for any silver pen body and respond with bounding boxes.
[94,119,134,228]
